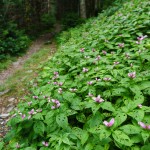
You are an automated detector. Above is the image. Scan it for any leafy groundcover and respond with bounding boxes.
[3,0,150,149]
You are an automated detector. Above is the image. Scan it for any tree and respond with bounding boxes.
[80,0,86,18]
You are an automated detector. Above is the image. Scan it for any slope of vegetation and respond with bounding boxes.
[2,0,150,149]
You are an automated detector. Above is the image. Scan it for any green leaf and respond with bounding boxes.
[86,112,102,131]
[101,102,115,112]
[25,147,36,150]
[138,81,150,90]
[63,92,75,102]
[141,131,149,143]
[72,127,83,139]
[141,144,150,150]
[81,130,89,145]
[33,121,45,135]
[56,113,68,129]
[115,112,127,127]
[76,113,86,123]
[44,111,54,125]
[32,113,43,120]
[0,142,4,150]
[112,130,133,146]
[99,129,111,141]
[119,125,141,134]
[62,137,71,145]
[128,110,144,121]
[85,143,94,150]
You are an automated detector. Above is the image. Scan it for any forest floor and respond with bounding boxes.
[0,24,62,137]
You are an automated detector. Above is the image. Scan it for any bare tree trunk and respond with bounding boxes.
[80,0,86,18]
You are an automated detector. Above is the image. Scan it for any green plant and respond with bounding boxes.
[0,23,30,60]
[4,0,150,149]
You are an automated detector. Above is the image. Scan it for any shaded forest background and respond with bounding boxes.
[0,0,119,60]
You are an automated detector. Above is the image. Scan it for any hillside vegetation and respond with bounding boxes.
[3,0,150,149]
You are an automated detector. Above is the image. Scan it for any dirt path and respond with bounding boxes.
[0,24,61,85]
[0,24,61,137]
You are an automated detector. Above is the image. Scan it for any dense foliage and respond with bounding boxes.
[2,0,150,149]
[0,23,30,60]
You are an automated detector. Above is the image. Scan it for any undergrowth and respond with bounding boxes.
[1,0,150,149]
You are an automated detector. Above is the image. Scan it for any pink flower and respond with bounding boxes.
[87,81,93,85]
[114,62,119,65]
[136,41,141,44]
[51,106,55,109]
[128,72,136,78]
[103,77,111,81]
[95,78,101,81]
[48,97,51,103]
[53,82,58,85]
[95,55,101,61]
[80,48,85,52]
[82,68,88,73]
[118,43,124,48]
[33,96,38,99]
[51,99,60,109]
[103,118,115,127]
[28,109,35,115]
[88,92,93,97]
[84,56,90,59]
[92,95,104,103]
[69,88,77,92]
[125,53,130,59]
[43,96,47,99]
[102,50,107,55]
[52,74,59,80]
[58,82,63,86]
[92,48,96,52]
[36,109,42,112]
[138,122,150,130]
[54,72,59,75]
[138,104,142,108]
[47,81,50,84]
[16,143,20,148]
[137,35,147,41]
[28,115,31,120]
[42,141,49,147]
[28,101,32,106]
[21,114,26,119]
[58,88,63,94]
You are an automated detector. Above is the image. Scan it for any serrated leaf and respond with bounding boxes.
[112,130,133,146]
[56,113,68,129]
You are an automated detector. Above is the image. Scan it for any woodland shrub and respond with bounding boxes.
[2,0,150,149]
[0,23,30,60]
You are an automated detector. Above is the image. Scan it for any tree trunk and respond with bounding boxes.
[80,0,86,18]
